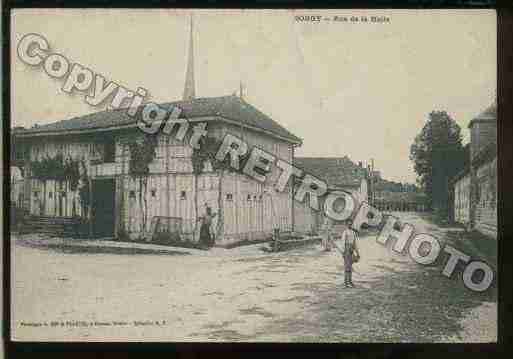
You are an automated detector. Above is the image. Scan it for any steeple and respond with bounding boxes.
[183,14,196,101]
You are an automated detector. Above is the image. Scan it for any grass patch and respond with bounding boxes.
[420,212,497,267]
[443,230,497,267]
[277,264,496,342]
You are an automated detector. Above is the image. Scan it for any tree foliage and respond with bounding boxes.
[409,111,465,213]
[77,161,90,216]
[191,135,250,175]
[127,134,159,236]
[30,154,90,218]
[191,136,222,174]
[30,154,82,191]
[128,135,158,178]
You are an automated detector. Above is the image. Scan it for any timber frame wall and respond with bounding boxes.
[15,118,297,245]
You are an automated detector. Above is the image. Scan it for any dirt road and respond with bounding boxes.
[11,212,496,342]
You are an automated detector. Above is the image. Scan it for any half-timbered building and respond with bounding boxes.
[12,18,302,246]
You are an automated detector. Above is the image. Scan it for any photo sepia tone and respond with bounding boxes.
[9,9,497,342]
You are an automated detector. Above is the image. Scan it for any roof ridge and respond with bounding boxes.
[14,95,302,144]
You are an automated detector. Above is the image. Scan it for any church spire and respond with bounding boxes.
[183,14,196,101]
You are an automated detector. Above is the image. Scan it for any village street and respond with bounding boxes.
[11,212,497,342]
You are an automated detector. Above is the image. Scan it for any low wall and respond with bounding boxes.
[273,236,321,252]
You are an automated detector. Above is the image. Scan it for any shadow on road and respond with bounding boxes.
[16,238,189,256]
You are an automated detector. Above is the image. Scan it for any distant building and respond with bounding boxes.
[372,190,428,212]
[372,175,428,212]
[450,103,497,238]
[292,157,370,234]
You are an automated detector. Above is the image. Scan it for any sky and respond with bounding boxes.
[11,9,496,183]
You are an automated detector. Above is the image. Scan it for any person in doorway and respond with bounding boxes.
[333,219,361,288]
[208,206,219,243]
[199,205,217,248]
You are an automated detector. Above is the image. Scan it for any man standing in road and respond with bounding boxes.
[333,219,361,288]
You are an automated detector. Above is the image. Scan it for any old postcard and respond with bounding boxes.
[9,8,497,342]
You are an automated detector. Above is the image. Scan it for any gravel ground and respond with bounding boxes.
[442,302,497,343]
[10,212,497,342]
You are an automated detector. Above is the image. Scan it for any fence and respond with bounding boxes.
[372,200,429,212]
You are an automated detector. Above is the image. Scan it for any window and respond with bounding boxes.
[33,191,39,198]
[14,145,27,163]
[151,189,157,198]
[104,140,116,163]
[180,191,186,200]
[90,142,102,162]
[226,193,233,201]
[129,190,136,199]
[247,194,252,201]
[49,191,53,199]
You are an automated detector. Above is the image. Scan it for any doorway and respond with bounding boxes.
[92,179,116,238]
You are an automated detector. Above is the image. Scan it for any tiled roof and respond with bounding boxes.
[13,95,302,144]
[294,156,367,188]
